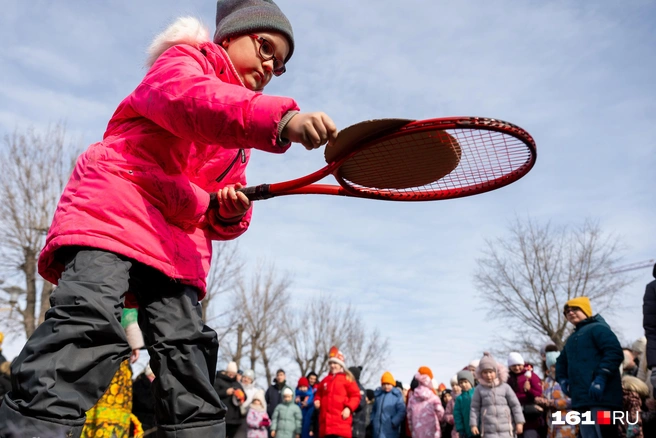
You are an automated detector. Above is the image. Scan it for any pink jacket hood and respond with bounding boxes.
[413,373,438,401]
[38,17,299,297]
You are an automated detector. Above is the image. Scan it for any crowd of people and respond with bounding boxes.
[2,293,652,438]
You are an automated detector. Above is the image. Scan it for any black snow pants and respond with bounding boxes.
[0,247,226,437]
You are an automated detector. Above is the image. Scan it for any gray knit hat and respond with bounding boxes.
[456,370,475,387]
[478,352,498,372]
[213,0,294,62]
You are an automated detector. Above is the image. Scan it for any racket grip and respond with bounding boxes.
[239,184,272,201]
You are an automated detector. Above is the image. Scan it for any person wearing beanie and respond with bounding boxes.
[214,361,247,438]
[470,352,525,438]
[241,369,264,420]
[507,352,525,367]
[453,370,476,438]
[371,371,406,438]
[0,1,337,436]
[556,295,623,438]
[271,387,302,438]
[295,376,315,438]
[643,263,656,398]
[406,370,444,438]
[506,353,542,438]
[540,351,576,438]
[348,366,368,438]
[418,366,433,380]
[247,389,270,438]
[314,347,361,438]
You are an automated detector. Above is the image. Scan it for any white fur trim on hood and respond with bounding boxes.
[146,16,210,67]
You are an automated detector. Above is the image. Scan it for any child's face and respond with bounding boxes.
[252,399,262,407]
[481,369,496,383]
[382,383,393,393]
[509,364,524,374]
[283,393,293,403]
[308,375,317,386]
[298,385,308,392]
[459,380,472,391]
[221,31,290,92]
[329,362,342,374]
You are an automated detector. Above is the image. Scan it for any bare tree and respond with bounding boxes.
[202,240,243,337]
[0,124,79,338]
[220,262,291,383]
[474,217,632,354]
[283,294,389,386]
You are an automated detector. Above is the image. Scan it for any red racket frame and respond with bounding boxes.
[240,116,536,201]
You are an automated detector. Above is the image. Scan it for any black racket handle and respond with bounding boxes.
[238,184,272,201]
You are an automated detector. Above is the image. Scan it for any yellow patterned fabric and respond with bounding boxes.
[82,360,143,437]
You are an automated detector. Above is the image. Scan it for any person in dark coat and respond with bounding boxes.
[266,369,292,422]
[132,365,157,435]
[348,366,367,438]
[643,263,656,397]
[214,361,246,438]
[556,296,623,438]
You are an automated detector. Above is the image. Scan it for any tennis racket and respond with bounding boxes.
[240,116,536,202]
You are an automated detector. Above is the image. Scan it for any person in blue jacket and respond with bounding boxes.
[556,296,623,438]
[371,371,406,438]
[294,377,314,438]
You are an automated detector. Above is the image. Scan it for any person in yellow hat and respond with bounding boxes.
[371,372,406,438]
[555,296,623,438]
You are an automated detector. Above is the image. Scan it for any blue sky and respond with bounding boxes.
[1,1,655,387]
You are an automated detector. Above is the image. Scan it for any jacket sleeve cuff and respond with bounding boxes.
[277,110,299,146]
[246,94,299,153]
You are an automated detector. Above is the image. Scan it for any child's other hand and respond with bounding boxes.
[516,423,524,435]
[471,426,479,436]
[282,112,338,150]
[218,183,250,222]
[271,431,276,438]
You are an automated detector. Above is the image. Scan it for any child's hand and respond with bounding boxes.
[271,431,276,438]
[314,400,320,409]
[282,112,338,150]
[471,426,480,436]
[523,380,531,392]
[516,423,524,435]
[341,407,351,420]
[217,183,250,222]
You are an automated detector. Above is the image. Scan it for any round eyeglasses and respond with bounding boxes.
[248,34,286,76]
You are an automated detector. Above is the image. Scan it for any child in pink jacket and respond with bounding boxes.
[0,1,337,437]
[407,367,445,438]
[247,390,271,438]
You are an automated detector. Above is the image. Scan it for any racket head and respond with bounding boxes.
[328,117,536,201]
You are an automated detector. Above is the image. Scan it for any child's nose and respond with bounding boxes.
[262,59,275,72]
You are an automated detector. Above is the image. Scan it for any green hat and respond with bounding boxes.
[213,0,295,63]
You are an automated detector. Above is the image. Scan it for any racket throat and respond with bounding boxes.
[240,184,273,201]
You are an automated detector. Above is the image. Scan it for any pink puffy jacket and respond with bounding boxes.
[38,18,299,298]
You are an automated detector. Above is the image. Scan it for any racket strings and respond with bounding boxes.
[339,128,532,199]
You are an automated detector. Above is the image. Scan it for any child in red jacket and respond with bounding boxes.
[314,347,361,438]
[0,1,337,437]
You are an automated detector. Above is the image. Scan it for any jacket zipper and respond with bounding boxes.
[215,148,245,183]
